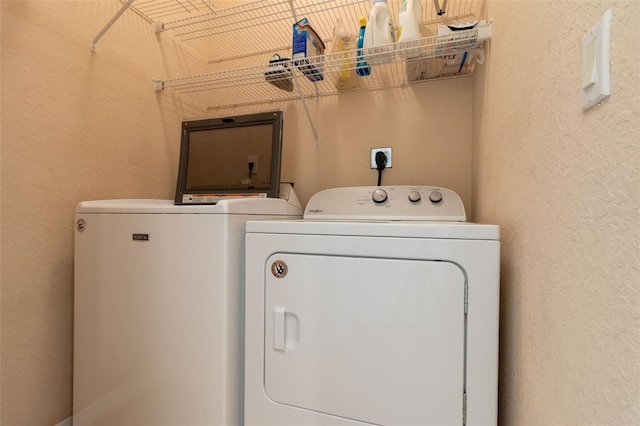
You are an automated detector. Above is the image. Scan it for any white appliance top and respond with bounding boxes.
[76,184,302,215]
[245,220,499,240]
[246,186,499,241]
[304,186,466,221]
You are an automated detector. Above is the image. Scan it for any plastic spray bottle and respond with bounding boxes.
[356,16,371,76]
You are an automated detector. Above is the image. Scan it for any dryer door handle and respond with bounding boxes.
[273,306,299,352]
[273,306,286,351]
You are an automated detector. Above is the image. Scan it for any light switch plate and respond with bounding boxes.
[581,9,612,111]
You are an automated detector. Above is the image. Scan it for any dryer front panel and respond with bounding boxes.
[264,254,466,425]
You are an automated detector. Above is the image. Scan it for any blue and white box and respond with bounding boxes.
[292,18,325,81]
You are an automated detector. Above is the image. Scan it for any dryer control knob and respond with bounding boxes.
[429,190,443,203]
[372,189,388,203]
[408,191,422,203]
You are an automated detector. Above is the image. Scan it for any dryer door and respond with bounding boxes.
[264,254,466,425]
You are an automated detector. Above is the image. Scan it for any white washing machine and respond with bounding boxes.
[73,184,302,426]
[244,186,500,426]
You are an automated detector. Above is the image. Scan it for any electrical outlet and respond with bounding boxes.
[248,155,258,174]
[370,147,392,169]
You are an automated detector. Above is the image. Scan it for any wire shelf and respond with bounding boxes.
[158,23,489,111]
[125,0,219,23]
[132,0,486,65]
[162,0,373,65]
[106,0,489,128]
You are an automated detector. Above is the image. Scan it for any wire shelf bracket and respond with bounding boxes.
[90,0,136,52]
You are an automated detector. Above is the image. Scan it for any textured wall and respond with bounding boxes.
[276,80,473,208]
[0,1,474,424]
[7,0,638,425]
[0,1,195,424]
[472,1,639,424]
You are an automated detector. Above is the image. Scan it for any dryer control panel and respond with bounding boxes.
[304,186,466,221]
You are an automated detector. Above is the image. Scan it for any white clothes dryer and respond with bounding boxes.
[244,186,500,426]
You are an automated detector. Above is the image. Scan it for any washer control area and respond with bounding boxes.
[304,186,466,221]
[408,190,422,202]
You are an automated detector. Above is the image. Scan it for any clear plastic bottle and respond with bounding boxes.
[363,0,395,65]
[331,18,356,89]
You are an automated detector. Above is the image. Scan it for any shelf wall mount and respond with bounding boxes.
[90,0,136,52]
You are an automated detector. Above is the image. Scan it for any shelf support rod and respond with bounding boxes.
[288,1,320,146]
[292,73,320,148]
[288,0,298,23]
[90,0,136,52]
[476,47,485,64]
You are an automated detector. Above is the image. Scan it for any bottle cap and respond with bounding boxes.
[359,15,367,27]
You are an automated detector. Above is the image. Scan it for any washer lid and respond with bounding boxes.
[75,197,302,216]
[304,186,466,221]
[75,184,302,215]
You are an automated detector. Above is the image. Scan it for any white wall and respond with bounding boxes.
[473,1,639,424]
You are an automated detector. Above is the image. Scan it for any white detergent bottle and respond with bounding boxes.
[397,0,423,58]
[363,0,395,65]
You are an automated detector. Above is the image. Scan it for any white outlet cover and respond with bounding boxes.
[370,148,392,168]
[581,9,612,111]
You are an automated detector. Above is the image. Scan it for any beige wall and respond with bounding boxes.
[0,1,195,424]
[5,0,637,425]
[1,1,473,424]
[277,81,473,207]
[473,1,639,424]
